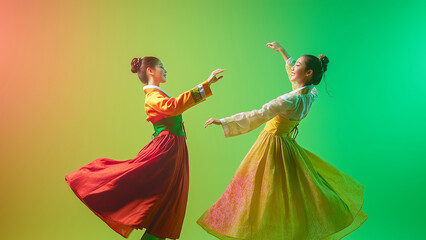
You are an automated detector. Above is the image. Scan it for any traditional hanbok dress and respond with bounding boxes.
[66,81,212,239]
[197,57,367,240]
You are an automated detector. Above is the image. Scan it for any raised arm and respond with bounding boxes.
[266,41,296,87]
[146,69,225,116]
[266,41,290,62]
[206,94,298,138]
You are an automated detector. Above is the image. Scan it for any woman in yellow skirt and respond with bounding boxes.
[197,41,367,239]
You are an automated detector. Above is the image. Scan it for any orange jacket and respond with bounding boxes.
[143,81,212,123]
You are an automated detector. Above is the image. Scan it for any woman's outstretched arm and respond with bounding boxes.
[146,69,225,116]
[205,94,298,137]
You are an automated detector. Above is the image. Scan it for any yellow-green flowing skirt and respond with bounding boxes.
[197,129,367,240]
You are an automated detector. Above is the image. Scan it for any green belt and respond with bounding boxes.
[152,115,186,138]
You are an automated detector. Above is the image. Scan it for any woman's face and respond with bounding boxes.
[148,61,167,84]
[290,56,312,86]
[154,61,167,83]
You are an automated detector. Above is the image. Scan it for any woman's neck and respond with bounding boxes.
[292,83,312,94]
[147,79,160,87]
[292,82,306,90]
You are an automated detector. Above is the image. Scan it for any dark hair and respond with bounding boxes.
[130,56,160,84]
[303,54,329,85]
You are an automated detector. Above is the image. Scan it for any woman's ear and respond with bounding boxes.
[146,67,154,76]
[306,69,313,77]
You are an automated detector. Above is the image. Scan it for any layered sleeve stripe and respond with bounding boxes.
[198,84,206,99]
[190,84,207,103]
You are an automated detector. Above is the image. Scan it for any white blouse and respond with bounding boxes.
[220,57,318,138]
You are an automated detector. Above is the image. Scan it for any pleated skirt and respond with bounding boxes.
[198,130,367,240]
[66,131,188,239]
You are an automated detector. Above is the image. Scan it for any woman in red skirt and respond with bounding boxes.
[65,56,225,240]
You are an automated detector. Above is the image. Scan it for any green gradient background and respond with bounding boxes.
[1,0,425,239]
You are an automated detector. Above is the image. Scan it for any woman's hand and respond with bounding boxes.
[205,118,221,128]
[266,41,290,62]
[207,69,225,85]
[266,41,284,52]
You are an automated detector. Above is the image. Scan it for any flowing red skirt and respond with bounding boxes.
[65,131,188,239]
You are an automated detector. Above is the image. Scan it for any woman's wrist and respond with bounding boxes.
[280,49,290,61]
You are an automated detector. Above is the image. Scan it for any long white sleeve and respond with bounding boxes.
[220,94,298,138]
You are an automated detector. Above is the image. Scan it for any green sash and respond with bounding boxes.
[152,115,186,138]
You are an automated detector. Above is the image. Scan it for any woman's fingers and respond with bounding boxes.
[213,69,225,75]
[210,69,224,79]
[266,41,281,51]
[205,118,220,128]
[208,69,225,84]
[205,118,213,128]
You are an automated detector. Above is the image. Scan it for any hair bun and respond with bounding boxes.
[131,57,142,73]
[318,54,329,72]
